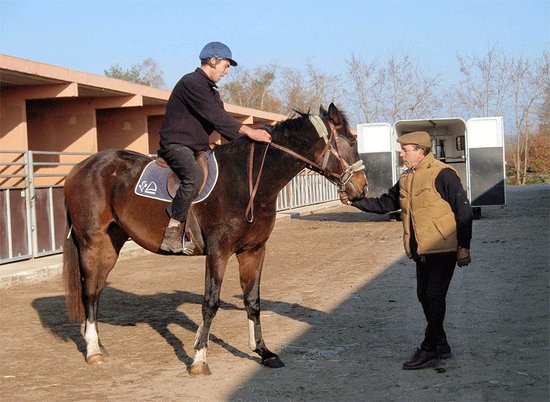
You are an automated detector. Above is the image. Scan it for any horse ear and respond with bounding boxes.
[328,103,342,125]
[319,105,327,115]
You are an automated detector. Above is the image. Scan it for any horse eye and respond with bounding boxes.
[344,137,356,147]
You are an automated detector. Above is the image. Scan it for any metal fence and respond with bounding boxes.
[1,150,338,265]
[0,150,92,264]
[276,172,339,210]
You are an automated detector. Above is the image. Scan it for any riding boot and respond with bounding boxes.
[160,219,185,253]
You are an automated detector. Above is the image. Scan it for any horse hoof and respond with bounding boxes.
[86,354,104,365]
[188,362,212,376]
[262,356,285,368]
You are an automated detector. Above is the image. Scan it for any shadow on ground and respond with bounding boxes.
[31,285,333,369]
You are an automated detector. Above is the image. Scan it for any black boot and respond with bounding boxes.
[160,220,184,253]
[402,348,438,370]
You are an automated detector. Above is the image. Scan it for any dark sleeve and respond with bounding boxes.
[350,181,401,214]
[182,75,242,139]
[435,168,473,248]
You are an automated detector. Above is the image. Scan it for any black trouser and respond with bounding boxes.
[415,252,456,351]
[157,145,203,222]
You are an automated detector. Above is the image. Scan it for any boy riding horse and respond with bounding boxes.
[158,41,272,253]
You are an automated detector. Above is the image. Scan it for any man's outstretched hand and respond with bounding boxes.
[338,190,352,206]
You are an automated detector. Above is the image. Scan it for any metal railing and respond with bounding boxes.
[0,150,338,265]
[276,172,339,210]
[1,150,93,264]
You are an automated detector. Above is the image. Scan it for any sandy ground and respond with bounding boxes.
[0,184,548,402]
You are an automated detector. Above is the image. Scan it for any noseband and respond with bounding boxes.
[245,115,365,222]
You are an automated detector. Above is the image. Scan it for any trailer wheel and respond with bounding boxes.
[473,207,481,220]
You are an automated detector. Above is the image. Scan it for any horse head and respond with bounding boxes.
[315,103,368,201]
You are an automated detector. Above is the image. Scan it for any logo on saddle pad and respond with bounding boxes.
[135,149,218,204]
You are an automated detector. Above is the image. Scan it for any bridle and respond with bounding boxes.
[271,115,365,190]
[245,114,366,222]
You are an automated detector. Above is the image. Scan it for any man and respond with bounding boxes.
[158,41,272,253]
[339,131,472,370]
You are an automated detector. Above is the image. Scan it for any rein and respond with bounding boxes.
[245,115,365,223]
[245,143,269,223]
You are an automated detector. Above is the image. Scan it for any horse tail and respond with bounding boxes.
[62,212,85,322]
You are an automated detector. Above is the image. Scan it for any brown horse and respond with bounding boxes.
[63,103,367,375]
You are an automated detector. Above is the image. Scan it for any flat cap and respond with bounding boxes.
[397,131,431,148]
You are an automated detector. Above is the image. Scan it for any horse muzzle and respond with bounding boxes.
[338,161,368,200]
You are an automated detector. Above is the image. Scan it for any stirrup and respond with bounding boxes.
[183,239,195,256]
[160,238,183,253]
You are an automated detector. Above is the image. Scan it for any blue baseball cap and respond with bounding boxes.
[199,42,238,66]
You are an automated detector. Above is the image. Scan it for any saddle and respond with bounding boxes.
[134,149,218,204]
[155,151,209,199]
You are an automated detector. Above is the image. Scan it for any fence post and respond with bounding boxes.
[4,189,13,259]
[26,151,38,258]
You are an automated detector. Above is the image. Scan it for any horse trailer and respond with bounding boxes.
[357,116,506,219]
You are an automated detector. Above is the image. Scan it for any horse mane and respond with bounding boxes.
[275,108,351,138]
[215,111,313,157]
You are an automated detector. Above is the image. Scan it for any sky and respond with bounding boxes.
[1,0,548,92]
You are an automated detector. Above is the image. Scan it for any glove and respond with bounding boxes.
[457,247,471,267]
[338,191,352,206]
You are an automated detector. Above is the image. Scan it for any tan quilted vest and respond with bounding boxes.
[399,153,458,257]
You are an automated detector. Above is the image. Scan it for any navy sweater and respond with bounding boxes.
[159,68,243,152]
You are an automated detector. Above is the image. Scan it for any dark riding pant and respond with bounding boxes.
[415,252,456,352]
[157,145,203,222]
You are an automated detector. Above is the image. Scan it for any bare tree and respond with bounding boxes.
[139,58,165,88]
[382,54,441,123]
[104,58,165,88]
[220,65,282,113]
[305,63,345,112]
[346,53,440,125]
[221,62,345,117]
[220,68,247,107]
[276,63,344,115]
[536,51,550,133]
[277,67,309,113]
[345,54,385,123]
[509,53,549,184]
[454,47,549,184]
[454,45,509,117]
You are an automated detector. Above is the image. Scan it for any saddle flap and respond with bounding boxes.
[158,152,210,199]
[195,152,209,196]
[135,150,218,204]
[167,172,180,199]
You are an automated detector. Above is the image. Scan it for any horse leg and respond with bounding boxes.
[237,245,285,368]
[79,227,127,365]
[189,252,229,375]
